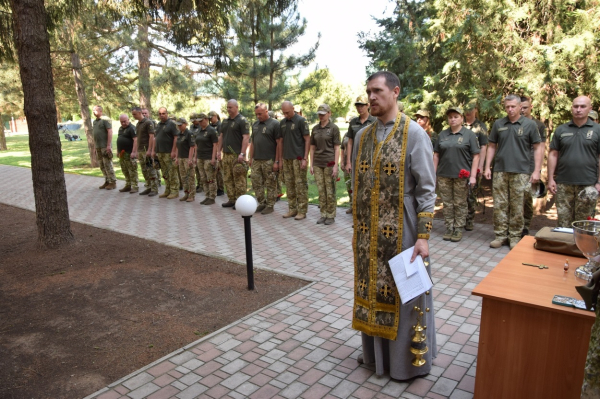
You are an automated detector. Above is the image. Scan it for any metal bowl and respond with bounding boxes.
[572,220,600,280]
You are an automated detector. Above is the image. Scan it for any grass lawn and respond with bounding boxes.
[0,125,351,208]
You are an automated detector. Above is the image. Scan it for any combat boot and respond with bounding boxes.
[167,192,179,199]
[261,207,274,215]
[490,238,508,248]
[451,230,462,242]
[119,185,131,192]
[180,193,189,201]
[255,204,266,213]
[139,188,151,195]
[221,201,235,207]
[443,229,453,241]
[99,181,108,189]
[203,198,215,205]
[159,191,170,198]
[465,220,474,231]
[324,218,335,225]
[282,211,298,218]
[186,195,195,202]
[129,188,139,194]
[294,213,306,220]
[105,182,117,190]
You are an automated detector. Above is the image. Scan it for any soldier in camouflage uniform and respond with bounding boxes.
[209,111,225,196]
[343,95,376,214]
[116,114,139,193]
[249,104,281,214]
[142,108,161,186]
[151,107,180,199]
[485,95,543,249]
[280,101,310,220]
[218,100,250,207]
[434,107,480,242]
[92,105,117,190]
[189,113,203,193]
[548,96,600,227]
[520,97,547,235]
[195,113,219,205]
[463,102,489,231]
[131,107,158,196]
[310,104,341,225]
[174,117,196,202]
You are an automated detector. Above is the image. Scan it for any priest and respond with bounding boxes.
[351,71,437,379]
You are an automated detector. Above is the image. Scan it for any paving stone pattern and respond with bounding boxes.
[0,165,511,399]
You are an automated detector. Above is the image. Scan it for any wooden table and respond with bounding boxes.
[472,236,596,399]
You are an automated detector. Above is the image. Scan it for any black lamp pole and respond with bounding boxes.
[242,215,254,290]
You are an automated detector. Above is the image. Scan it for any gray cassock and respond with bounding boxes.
[351,115,438,380]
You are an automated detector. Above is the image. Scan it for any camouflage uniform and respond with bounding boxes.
[437,177,469,230]
[314,166,337,218]
[198,159,217,199]
[118,154,138,190]
[523,119,546,230]
[178,158,195,198]
[556,184,598,227]
[222,152,248,200]
[138,149,158,192]
[251,160,278,207]
[492,172,530,243]
[93,117,116,184]
[220,113,250,202]
[283,160,308,214]
[156,153,179,194]
[464,118,488,227]
[581,308,600,398]
[95,148,116,183]
[341,134,353,205]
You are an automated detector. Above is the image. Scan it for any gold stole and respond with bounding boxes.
[351,114,410,340]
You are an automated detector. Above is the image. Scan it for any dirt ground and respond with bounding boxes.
[434,177,566,232]
[0,204,309,399]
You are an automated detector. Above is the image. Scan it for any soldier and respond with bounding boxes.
[433,107,480,242]
[280,101,310,220]
[589,110,598,123]
[209,110,225,196]
[463,102,489,231]
[189,113,203,193]
[249,103,281,214]
[484,94,543,249]
[520,96,547,235]
[415,110,436,146]
[116,114,138,193]
[310,104,341,225]
[343,96,376,215]
[141,108,161,186]
[174,117,196,202]
[150,107,180,199]
[195,113,219,205]
[218,100,250,208]
[131,107,158,196]
[92,105,117,190]
[548,96,600,227]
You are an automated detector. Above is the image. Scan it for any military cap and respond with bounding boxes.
[589,110,598,122]
[189,112,198,120]
[355,95,368,105]
[175,117,188,125]
[208,110,219,118]
[317,104,331,114]
[197,113,208,120]
[464,101,478,111]
[415,109,430,118]
[446,106,463,115]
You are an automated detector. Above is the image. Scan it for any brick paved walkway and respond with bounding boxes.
[0,165,510,399]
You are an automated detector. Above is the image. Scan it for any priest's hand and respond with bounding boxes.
[410,239,429,263]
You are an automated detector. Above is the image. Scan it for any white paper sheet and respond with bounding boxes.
[388,246,433,304]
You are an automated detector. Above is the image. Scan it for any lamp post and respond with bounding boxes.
[235,195,258,290]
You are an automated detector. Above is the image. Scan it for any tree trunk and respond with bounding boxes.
[268,14,274,110]
[71,51,98,167]
[251,9,258,105]
[10,0,74,248]
[0,112,6,151]
[138,17,152,112]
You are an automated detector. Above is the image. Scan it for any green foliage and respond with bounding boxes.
[361,0,600,130]
[0,63,24,119]
[295,69,353,122]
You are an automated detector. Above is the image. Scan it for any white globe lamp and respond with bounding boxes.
[236,195,258,217]
[235,194,258,289]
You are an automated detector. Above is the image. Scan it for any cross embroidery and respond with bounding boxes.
[425,221,433,232]
[383,162,397,176]
[382,226,394,238]
[359,223,368,234]
[380,284,393,298]
[359,161,369,173]
[358,279,367,294]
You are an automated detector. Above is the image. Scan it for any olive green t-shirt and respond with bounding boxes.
[220,113,249,154]
[434,127,480,178]
[210,120,221,135]
[346,115,377,141]
[488,116,541,174]
[116,123,136,154]
[155,119,178,153]
[251,118,280,160]
[463,118,489,147]
[135,118,155,150]
[196,126,218,160]
[189,123,202,138]
[93,118,112,149]
[528,118,547,173]
[176,129,195,159]
[280,113,309,160]
[550,120,600,185]
[310,120,341,168]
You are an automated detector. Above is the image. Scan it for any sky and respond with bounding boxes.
[290,0,395,88]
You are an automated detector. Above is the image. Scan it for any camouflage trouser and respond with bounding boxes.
[217,160,224,191]
[251,159,278,207]
[157,153,180,195]
[198,159,217,199]
[314,165,337,218]
[277,167,284,196]
[466,178,480,224]
[137,149,158,192]
[222,152,248,202]
[493,172,530,243]
[523,185,534,230]
[118,153,139,189]
[344,169,352,205]
[178,158,195,197]
[283,159,308,214]
[96,147,116,183]
[438,176,469,230]
[556,184,599,228]
[582,308,600,398]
